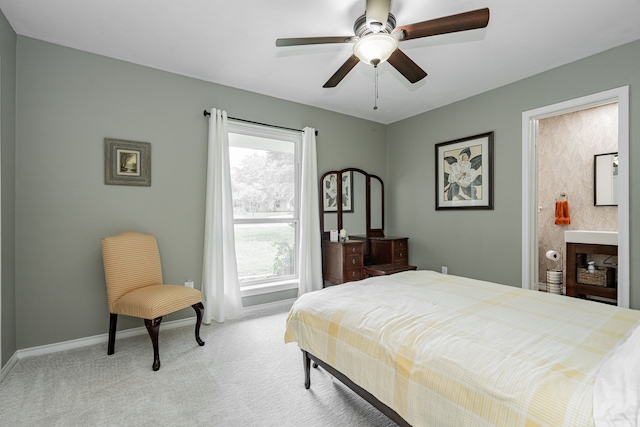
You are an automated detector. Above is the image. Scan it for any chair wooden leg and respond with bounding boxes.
[144,317,163,371]
[108,313,118,355]
[192,302,205,346]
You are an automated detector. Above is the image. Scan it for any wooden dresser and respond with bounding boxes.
[318,168,415,285]
[322,240,365,285]
[369,237,409,265]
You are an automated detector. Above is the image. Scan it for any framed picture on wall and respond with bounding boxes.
[323,171,353,212]
[435,132,494,210]
[104,138,151,186]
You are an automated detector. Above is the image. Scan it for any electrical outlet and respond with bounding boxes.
[441,266,448,275]
[184,279,194,288]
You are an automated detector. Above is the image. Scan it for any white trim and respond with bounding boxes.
[0,299,297,382]
[15,316,196,360]
[522,86,629,307]
[521,118,539,290]
[0,318,193,382]
[227,121,303,291]
[240,280,298,297]
[0,352,17,384]
[0,56,3,374]
[241,298,296,315]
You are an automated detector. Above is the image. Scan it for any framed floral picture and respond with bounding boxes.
[104,138,151,186]
[435,132,494,210]
[322,171,353,212]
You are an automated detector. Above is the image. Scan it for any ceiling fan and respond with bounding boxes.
[276,0,490,88]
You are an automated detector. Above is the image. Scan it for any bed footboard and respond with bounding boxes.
[301,350,411,427]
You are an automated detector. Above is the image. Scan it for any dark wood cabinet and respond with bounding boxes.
[323,237,416,285]
[566,242,617,302]
[322,241,365,285]
[369,237,409,265]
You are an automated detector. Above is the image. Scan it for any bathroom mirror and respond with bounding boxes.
[320,168,384,239]
[594,152,619,206]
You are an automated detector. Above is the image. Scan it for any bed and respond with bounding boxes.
[284,270,640,426]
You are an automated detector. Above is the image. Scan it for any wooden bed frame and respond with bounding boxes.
[302,349,411,427]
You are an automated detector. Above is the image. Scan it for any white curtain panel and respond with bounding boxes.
[202,109,243,323]
[298,127,323,295]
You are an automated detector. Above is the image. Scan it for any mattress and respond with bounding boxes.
[285,270,640,426]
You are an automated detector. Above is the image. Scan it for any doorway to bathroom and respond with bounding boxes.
[521,86,629,308]
[537,103,618,300]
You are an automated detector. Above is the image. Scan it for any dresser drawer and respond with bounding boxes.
[345,244,362,255]
[393,248,408,264]
[345,268,365,282]
[346,253,363,268]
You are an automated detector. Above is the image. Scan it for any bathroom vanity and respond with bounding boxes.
[565,231,618,303]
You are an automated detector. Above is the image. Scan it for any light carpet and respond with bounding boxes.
[0,302,397,427]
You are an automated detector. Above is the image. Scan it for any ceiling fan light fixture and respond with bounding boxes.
[353,33,398,65]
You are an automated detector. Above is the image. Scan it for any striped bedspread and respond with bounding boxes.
[284,270,640,426]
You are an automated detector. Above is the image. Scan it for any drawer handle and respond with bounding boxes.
[352,259,356,265]
[351,271,357,277]
[399,252,404,257]
[352,247,356,253]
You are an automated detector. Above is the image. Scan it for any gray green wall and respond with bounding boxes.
[14,37,386,349]
[4,30,640,354]
[0,8,17,368]
[386,39,640,308]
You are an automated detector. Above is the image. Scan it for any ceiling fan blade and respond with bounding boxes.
[394,8,489,41]
[276,36,356,47]
[366,0,391,27]
[387,49,427,83]
[323,55,360,88]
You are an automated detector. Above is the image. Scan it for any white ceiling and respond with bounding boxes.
[2,0,640,124]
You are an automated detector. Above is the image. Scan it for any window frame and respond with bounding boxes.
[227,120,301,295]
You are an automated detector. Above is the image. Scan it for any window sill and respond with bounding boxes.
[240,280,299,297]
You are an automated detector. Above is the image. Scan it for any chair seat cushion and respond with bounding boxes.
[112,285,202,319]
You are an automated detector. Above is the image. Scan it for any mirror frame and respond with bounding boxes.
[319,168,384,240]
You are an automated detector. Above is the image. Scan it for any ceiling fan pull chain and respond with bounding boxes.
[373,61,379,110]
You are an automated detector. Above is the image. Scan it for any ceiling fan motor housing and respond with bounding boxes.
[354,13,396,37]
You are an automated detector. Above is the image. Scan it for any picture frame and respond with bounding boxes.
[322,171,353,213]
[435,131,494,210]
[104,138,151,186]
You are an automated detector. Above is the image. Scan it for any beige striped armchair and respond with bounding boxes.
[101,231,205,371]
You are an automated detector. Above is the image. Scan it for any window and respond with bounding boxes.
[228,121,300,291]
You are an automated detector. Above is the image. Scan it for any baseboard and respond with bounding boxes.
[1,299,296,383]
[0,352,19,384]
[16,316,197,360]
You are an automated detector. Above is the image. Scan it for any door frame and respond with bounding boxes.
[521,86,629,307]
[0,57,3,366]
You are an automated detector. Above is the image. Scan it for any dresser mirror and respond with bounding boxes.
[320,168,384,240]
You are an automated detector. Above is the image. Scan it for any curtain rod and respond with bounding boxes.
[202,110,318,136]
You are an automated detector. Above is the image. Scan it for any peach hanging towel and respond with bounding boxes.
[555,197,571,225]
